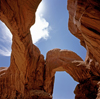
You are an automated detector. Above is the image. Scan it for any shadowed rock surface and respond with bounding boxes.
[0,0,100,99]
[67,0,100,98]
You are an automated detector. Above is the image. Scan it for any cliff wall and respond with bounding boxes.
[67,0,100,98]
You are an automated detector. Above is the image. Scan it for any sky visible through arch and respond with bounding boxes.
[0,0,86,99]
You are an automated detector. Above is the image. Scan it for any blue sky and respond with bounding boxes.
[0,0,86,99]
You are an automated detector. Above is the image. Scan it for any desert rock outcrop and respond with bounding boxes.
[0,0,100,99]
[67,0,100,98]
[0,0,52,98]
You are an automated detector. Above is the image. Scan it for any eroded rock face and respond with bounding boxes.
[67,0,100,66]
[0,0,100,99]
[44,49,100,99]
[67,0,100,64]
[67,0,100,98]
[44,49,85,94]
[0,0,52,98]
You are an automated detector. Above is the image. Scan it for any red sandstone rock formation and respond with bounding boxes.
[0,0,52,98]
[67,0,100,99]
[44,49,88,94]
[0,0,100,99]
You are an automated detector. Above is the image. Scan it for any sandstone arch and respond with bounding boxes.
[44,49,87,94]
[0,0,100,99]
[44,49,99,99]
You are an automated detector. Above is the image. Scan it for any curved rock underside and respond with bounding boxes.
[0,0,100,99]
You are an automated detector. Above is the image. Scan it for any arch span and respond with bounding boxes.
[44,49,90,93]
[44,49,99,99]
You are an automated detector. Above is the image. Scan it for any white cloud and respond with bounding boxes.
[0,21,12,56]
[30,14,50,43]
[30,1,51,44]
[30,2,50,44]
[0,45,11,56]
[0,21,12,43]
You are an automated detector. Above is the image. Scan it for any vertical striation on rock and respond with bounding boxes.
[67,0,100,64]
[67,0,100,98]
[0,0,52,98]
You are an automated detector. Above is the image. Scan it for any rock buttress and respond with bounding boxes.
[0,0,52,98]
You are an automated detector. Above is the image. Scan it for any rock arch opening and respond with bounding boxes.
[0,21,12,67]
[53,71,78,99]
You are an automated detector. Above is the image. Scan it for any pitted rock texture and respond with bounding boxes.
[74,80,98,99]
[0,0,100,99]
[96,82,100,99]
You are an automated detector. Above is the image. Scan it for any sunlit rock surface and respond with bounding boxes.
[0,0,100,99]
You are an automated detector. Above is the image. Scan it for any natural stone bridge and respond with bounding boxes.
[0,0,100,99]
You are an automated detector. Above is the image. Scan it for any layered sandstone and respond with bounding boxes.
[0,0,100,99]
[44,48,100,99]
[67,0,100,99]
[0,0,52,98]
